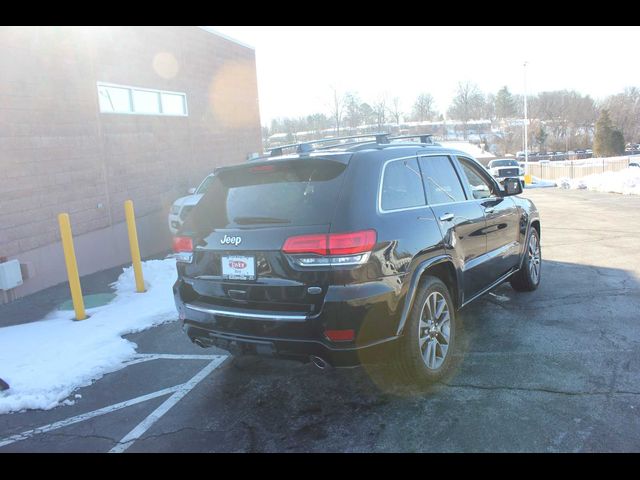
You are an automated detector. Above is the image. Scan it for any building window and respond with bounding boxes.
[97,82,188,116]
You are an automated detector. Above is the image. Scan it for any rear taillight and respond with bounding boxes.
[282,230,376,267]
[172,236,193,263]
[328,230,376,255]
[282,234,328,256]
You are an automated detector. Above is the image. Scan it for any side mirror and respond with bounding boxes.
[502,178,523,196]
[187,187,196,195]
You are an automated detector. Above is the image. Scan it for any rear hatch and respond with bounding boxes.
[179,157,349,318]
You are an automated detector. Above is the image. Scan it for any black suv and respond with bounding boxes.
[173,134,541,385]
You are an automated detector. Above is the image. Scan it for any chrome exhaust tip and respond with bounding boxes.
[310,355,331,370]
[193,338,207,348]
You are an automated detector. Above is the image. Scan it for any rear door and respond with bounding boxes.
[377,155,444,276]
[179,158,349,317]
[455,156,521,281]
[418,154,488,299]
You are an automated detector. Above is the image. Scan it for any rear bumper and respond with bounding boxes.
[173,276,404,367]
[182,320,400,367]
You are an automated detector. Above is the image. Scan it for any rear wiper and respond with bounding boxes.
[233,216,291,225]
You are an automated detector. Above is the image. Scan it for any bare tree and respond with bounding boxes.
[328,86,345,136]
[484,93,496,122]
[603,87,640,143]
[529,90,597,150]
[343,92,363,130]
[447,81,485,139]
[388,96,402,125]
[412,93,437,122]
[373,94,387,129]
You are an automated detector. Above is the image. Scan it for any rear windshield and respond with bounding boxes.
[181,159,347,234]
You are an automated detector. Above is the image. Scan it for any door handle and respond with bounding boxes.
[484,207,495,214]
[439,213,455,222]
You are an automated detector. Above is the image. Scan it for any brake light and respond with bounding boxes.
[282,234,327,255]
[282,230,377,267]
[328,230,376,255]
[172,236,193,252]
[172,236,193,263]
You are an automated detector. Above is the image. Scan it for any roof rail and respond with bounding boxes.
[388,134,436,144]
[266,132,390,157]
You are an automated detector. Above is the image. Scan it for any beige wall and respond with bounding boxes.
[0,26,262,299]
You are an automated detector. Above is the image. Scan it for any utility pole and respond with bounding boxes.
[523,61,529,182]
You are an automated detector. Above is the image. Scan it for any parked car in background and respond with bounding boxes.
[487,159,525,188]
[630,161,640,168]
[168,174,215,235]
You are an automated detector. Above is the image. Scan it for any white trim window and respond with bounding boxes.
[97,82,188,117]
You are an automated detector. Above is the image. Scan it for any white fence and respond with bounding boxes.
[527,156,636,180]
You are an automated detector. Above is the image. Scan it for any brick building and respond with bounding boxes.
[0,26,262,301]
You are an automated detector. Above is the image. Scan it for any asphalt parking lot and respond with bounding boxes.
[2,187,640,452]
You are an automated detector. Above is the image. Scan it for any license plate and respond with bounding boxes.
[221,255,256,280]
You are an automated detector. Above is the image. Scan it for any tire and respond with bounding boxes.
[510,227,541,292]
[393,276,457,387]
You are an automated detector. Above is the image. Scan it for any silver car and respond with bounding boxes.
[168,174,215,235]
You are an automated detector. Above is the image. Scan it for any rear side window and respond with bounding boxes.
[182,159,347,233]
[418,155,466,204]
[381,158,426,211]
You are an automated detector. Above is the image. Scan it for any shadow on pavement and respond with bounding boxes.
[159,258,640,452]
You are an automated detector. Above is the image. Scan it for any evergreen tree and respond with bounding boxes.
[594,109,626,157]
[594,109,613,157]
[495,86,516,119]
[535,124,548,152]
[611,129,625,156]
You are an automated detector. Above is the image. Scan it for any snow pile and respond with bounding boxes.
[526,177,557,189]
[0,258,178,414]
[558,167,640,195]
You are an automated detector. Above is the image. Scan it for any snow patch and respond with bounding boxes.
[0,259,178,414]
[559,167,640,195]
[526,176,557,189]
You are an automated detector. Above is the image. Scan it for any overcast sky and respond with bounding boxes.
[211,26,639,126]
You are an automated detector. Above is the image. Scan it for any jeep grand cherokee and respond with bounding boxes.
[172,134,541,385]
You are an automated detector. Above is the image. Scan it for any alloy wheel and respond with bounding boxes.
[418,292,451,370]
[528,233,541,284]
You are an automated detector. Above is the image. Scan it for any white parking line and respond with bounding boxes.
[124,353,220,367]
[0,353,227,450]
[0,385,180,448]
[109,356,226,453]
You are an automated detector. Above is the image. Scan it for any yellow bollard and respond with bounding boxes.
[124,200,146,293]
[57,213,87,320]
[524,173,533,185]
